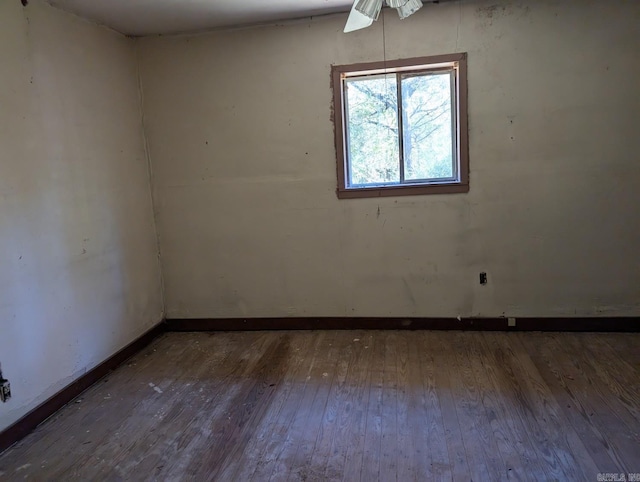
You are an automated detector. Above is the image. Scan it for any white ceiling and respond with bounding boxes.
[48,0,356,36]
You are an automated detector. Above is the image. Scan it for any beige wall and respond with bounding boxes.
[0,1,163,431]
[142,0,640,320]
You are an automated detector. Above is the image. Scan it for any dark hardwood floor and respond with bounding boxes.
[0,331,639,481]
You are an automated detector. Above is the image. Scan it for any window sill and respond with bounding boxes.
[336,182,469,199]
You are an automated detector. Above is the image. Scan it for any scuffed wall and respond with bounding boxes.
[140,0,639,320]
[0,1,163,431]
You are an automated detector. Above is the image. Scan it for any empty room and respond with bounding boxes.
[1,0,639,479]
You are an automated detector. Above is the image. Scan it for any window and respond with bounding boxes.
[332,53,468,199]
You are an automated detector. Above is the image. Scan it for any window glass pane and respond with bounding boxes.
[344,74,399,186]
[401,72,454,181]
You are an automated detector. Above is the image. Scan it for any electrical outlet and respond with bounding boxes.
[0,367,10,402]
[0,382,10,402]
[508,317,516,327]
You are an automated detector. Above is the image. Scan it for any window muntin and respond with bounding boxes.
[332,54,468,199]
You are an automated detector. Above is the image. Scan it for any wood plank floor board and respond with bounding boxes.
[520,333,619,474]
[1,330,639,481]
[394,334,419,480]
[159,334,265,480]
[445,332,505,481]
[60,332,237,479]
[359,330,385,482]
[338,333,376,482]
[525,333,637,474]
[264,332,328,481]
[323,332,371,481]
[411,332,451,480]
[474,333,553,481]
[379,332,399,482]
[244,333,318,481]
[484,332,593,481]
[3,334,162,469]
[577,335,640,425]
[462,334,530,482]
[99,333,257,479]
[510,333,602,480]
[603,334,640,374]
[565,334,640,447]
[81,332,247,480]
[130,332,258,480]
[196,333,296,480]
[426,332,471,482]
[26,333,193,479]
[307,334,354,480]
[285,331,341,481]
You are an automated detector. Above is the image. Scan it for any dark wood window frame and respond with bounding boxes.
[331,53,469,199]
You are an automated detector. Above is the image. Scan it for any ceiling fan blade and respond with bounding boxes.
[397,0,423,19]
[355,0,383,20]
[344,0,374,33]
[386,0,409,8]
